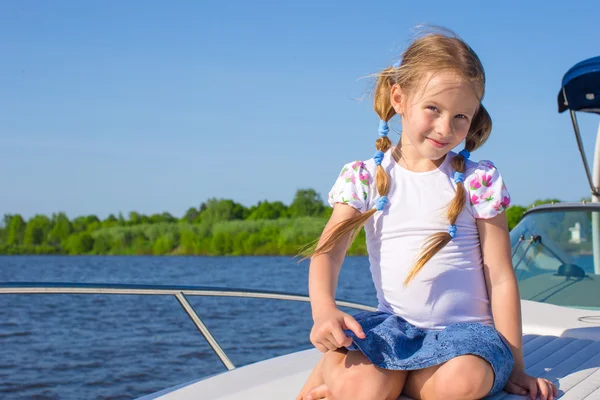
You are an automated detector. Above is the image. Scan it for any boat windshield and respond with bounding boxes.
[511,207,600,310]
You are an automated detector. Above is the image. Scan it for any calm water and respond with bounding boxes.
[0,256,375,399]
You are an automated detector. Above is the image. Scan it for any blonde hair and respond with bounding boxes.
[306,30,492,285]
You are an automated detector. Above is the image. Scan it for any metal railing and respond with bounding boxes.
[0,282,376,371]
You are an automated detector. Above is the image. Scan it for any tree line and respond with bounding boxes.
[0,189,560,256]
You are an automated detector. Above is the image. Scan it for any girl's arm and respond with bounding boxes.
[308,203,365,351]
[477,213,557,400]
[477,213,524,368]
[309,203,359,315]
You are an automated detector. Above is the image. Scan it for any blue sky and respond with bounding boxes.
[1,1,599,220]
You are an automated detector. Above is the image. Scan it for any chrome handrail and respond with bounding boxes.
[0,282,376,371]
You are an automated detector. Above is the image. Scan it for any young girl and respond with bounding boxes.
[297,31,559,400]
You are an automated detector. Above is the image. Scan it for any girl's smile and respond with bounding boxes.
[426,137,450,148]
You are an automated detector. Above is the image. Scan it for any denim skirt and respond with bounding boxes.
[345,311,514,396]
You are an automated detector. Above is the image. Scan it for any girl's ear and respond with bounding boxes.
[390,84,404,116]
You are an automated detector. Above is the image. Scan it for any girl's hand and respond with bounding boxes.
[310,308,365,352]
[504,368,558,400]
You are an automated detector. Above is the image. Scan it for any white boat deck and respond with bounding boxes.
[141,300,600,399]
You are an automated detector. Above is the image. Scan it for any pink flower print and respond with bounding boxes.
[351,161,364,171]
[492,200,502,212]
[341,168,356,184]
[501,196,510,208]
[471,194,480,205]
[469,178,481,190]
[481,190,494,202]
[359,172,370,186]
[352,192,360,201]
[481,174,492,187]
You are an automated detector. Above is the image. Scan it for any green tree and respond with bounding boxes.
[48,212,72,246]
[200,198,246,225]
[128,211,151,225]
[128,234,150,255]
[86,217,101,232]
[64,232,94,254]
[23,215,52,246]
[153,235,175,255]
[102,214,119,228]
[321,206,333,219]
[128,211,141,225]
[288,189,325,217]
[92,235,111,254]
[150,212,176,224]
[247,201,288,220]
[113,230,134,250]
[179,229,200,254]
[6,214,26,245]
[71,215,100,233]
[182,207,199,223]
[506,205,527,230]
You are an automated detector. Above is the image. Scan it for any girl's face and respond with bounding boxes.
[391,72,481,164]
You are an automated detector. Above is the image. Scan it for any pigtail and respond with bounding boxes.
[467,104,492,152]
[404,105,491,286]
[302,70,397,260]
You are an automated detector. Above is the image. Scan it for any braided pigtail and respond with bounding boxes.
[303,68,399,260]
[404,105,492,286]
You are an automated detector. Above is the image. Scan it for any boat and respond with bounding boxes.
[2,57,600,399]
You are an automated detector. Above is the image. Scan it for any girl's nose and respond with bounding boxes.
[435,115,453,137]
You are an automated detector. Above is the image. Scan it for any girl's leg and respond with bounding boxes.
[297,348,407,400]
[322,349,407,400]
[402,355,495,400]
[296,351,340,400]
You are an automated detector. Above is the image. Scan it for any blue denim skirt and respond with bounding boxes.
[345,311,514,396]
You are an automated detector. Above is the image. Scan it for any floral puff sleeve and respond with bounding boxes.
[327,161,371,213]
[466,160,511,219]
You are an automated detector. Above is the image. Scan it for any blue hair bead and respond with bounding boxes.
[378,120,389,137]
[453,172,465,184]
[448,224,457,239]
[373,150,384,166]
[458,149,471,160]
[375,196,388,211]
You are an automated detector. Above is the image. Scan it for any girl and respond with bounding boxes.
[297,30,559,400]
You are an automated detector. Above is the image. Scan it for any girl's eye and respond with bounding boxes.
[426,106,438,112]
[455,114,468,120]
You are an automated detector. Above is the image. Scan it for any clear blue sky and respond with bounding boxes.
[1,1,599,220]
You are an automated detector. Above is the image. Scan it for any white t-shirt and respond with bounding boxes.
[328,149,511,330]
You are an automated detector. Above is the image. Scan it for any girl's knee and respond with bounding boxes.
[432,356,494,399]
[329,366,370,399]
[329,371,399,400]
[328,354,406,400]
